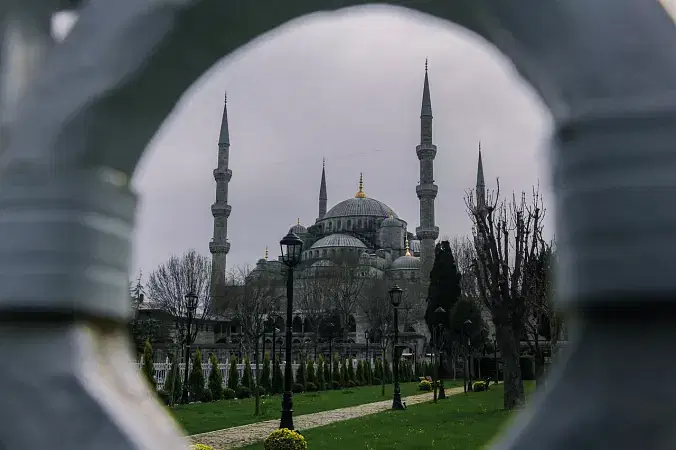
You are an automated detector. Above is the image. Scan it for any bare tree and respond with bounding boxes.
[523,243,562,381]
[324,262,367,339]
[466,182,549,410]
[146,249,213,347]
[228,265,278,356]
[295,274,331,358]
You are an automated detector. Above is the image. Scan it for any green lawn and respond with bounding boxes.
[173,381,462,435]
[240,382,534,450]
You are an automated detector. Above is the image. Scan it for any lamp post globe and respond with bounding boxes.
[389,284,403,307]
[181,291,199,404]
[388,284,405,410]
[279,231,303,430]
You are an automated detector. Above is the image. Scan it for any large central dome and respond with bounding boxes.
[324,173,397,219]
[324,197,397,219]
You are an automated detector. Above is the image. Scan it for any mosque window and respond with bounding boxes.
[358,219,362,228]
[322,249,327,257]
[347,219,351,228]
[329,222,333,231]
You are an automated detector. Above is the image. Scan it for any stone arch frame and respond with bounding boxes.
[2,1,675,450]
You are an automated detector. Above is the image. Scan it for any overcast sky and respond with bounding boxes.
[53,5,572,278]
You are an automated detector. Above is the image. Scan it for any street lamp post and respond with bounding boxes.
[364,330,370,385]
[272,326,279,364]
[279,231,303,430]
[463,319,472,393]
[181,291,199,404]
[389,284,405,410]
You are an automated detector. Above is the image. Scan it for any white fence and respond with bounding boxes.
[134,359,370,391]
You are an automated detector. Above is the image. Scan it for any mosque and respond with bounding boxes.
[205,64,486,358]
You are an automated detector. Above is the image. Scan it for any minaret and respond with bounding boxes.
[476,142,487,215]
[318,158,328,220]
[415,60,440,290]
[209,91,232,305]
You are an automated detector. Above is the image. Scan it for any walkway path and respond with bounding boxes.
[189,386,466,449]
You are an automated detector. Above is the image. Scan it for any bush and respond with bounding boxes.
[419,380,432,391]
[264,428,308,450]
[222,387,236,400]
[306,382,318,392]
[292,383,305,393]
[236,385,251,399]
[254,385,267,396]
[347,380,356,388]
[331,380,341,390]
[208,353,223,401]
[157,389,171,405]
[346,358,355,383]
[372,377,381,386]
[188,349,205,402]
[202,388,213,403]
[472,380,488,392]
[190,444,214,450]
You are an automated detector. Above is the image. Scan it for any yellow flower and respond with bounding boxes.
[264,428,308,450]
[190,444,213,450]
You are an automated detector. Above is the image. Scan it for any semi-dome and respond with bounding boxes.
[289,219,307,234]
[390,254,421,271]
[380,214,401,227]
[310,233,367,249]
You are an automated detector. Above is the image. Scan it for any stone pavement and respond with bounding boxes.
[189,386,466,449]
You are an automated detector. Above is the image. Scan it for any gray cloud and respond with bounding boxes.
[55,7,553,278]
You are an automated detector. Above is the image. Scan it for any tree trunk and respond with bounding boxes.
[497,324,525,410]
[534,350,546,389]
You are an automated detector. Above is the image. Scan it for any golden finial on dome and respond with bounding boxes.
[297,218,300,225]
[389,209,394,219]
[405,235,411,257]
[355,173,367,198]
[265,246,268,261]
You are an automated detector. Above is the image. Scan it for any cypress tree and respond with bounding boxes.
[272,356,283,394]
[284,359,295,387]
[374,358,383,381]
[296,358,307,388]
[356,360,364,386]
[346,358,355,383]
[242,356,253,389]
[208,353,223,400]
[332,355,340,385]
[260,352,271,393]
[188,348,205,402]
[384,358,392,383]
[164,354,182,404]
[306,360,316,386]
[324,354,331,387]
[227,356,239,390]
[317,356,325,389]
[141,339,156,389]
